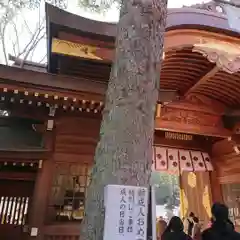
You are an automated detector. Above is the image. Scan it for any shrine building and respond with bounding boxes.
[0,1,240,239]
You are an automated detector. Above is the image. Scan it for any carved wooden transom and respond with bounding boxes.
[193,40,240,74]
[193,39,240,74]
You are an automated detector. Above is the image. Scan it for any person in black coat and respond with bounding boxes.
[162,216,192,240]
[202,203,240,240]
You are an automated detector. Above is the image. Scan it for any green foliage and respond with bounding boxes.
[28,0,68,10]
[0,0,26,9]
[151,171,180,209]
[0,0,67,10]
[78,0,120,13]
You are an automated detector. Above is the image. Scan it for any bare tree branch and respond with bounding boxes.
[21,14,34,35]
[20,32,46,67]
[24,31,46,63]
[11,21,20,54]
[0,17,10,65]
[12,40,17,56]
[0,0,68,66]
[17,17,45,58]
[29,44,36,60]
[39,53,47,64]
[0,35,8,65]
[0,1,22,65]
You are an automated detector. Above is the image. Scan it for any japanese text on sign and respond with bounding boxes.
[136,188,147,240]
[103,185,148,240]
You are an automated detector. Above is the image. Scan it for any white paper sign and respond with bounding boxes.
[151,186,157,240]
[30,227,38,236]
[103,185,149,240]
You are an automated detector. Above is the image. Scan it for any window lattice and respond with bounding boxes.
[49,163,91,222]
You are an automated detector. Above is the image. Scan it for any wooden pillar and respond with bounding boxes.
[28,159,54,239]
[209,170,223,203]
[28,129,55,240]
[180,172,212,228]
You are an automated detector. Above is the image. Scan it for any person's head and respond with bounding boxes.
[189,212,195,219]
[211,203,235,233]
[168,216,184,232]
[193,216,199,224]
[211,203,229,222]
[74,183,80,192]
[158,218,167,234]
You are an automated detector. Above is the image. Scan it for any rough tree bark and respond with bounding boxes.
[80,0,167,239]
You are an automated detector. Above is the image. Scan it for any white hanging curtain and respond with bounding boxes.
[152,146,213,174]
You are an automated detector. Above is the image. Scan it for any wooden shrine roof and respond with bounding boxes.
[45,2,239,39]
[0,64,177,114]
[0,64,105,101]
[45,3,240,109]
[9,55,46,73]
[0,3,239,142]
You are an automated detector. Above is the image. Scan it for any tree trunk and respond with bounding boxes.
[80,0,167,239]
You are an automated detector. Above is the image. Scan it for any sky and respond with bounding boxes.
[68,0,212,22]
[2,0,212,64]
